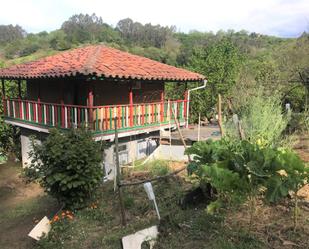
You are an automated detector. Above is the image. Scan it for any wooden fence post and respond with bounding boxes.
[114,117,126,226]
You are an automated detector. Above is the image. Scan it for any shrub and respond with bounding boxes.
[225,89,289,147]
[25,128,104,209]
[0,117,21,160]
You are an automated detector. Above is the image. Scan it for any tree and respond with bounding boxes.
[0,24,26,44]
[25,128,104,209]
[48,30,72,50]
[116,18,175,48]
[61,13,104,43]
[187,38,242,121]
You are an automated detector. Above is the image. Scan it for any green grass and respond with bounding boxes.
[33,178,271,249]
[132,159,171,176]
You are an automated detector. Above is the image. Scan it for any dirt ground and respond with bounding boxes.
[0,162,58,249]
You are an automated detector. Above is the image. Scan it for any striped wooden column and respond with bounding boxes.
[129,89,133,127]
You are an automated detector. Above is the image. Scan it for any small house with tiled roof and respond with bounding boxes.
[0,45,205,169]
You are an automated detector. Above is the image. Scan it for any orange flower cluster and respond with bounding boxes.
[50,210,74,224]
[89,202,98,209]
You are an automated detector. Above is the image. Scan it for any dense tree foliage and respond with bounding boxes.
[116,18,176,48]
[0,24,26,44]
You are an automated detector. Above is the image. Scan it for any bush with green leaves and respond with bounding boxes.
[0,117,21,160]
[25,128,104,209]
[186,139,308,214]
[225,89,289,147]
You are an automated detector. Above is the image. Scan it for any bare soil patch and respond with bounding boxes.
[0,161,58,249]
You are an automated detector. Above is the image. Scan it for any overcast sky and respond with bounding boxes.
[0,0,308,37]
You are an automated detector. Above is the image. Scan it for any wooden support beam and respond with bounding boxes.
[114,117,126,226]
[184,90,188,126]
[87,85,94,128]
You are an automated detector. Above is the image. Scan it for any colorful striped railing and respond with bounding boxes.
[2,98,186,135]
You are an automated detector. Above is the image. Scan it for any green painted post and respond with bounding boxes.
[58,106,61,127]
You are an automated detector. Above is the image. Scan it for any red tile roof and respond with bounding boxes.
[0,45,205,81]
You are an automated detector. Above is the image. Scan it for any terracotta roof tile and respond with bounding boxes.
[0,45,205,81]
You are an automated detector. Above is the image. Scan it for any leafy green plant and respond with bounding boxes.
[25,128,104,209]
[186,139,308,227]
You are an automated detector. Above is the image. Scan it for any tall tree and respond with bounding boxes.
[188,38,242,121]
[61,13,105,43]
[0,25,26,44]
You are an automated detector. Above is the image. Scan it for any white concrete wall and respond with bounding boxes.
[144,144,189,162]
[104,137,157,180]
[20,134,41,168]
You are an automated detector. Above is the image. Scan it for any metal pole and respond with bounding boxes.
[114,117,126,226]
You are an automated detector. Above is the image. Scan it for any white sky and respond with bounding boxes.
[0,0,308,37]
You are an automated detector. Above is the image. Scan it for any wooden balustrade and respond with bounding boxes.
[2,98,187,134]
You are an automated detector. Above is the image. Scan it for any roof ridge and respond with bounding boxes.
[83,45,103,75]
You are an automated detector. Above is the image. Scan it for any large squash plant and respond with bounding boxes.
[186,139,308,217]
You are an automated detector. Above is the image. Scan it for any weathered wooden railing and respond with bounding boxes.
[2,98,186,134]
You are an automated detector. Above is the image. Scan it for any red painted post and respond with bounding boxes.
[160,91,164,122]
[88,86,94,129]
[129,88,133,127]
[184,90,188,126]
[117,106,121,128]
[38,98,41,123]
[61,100,65,128]
[105,107,109,130]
